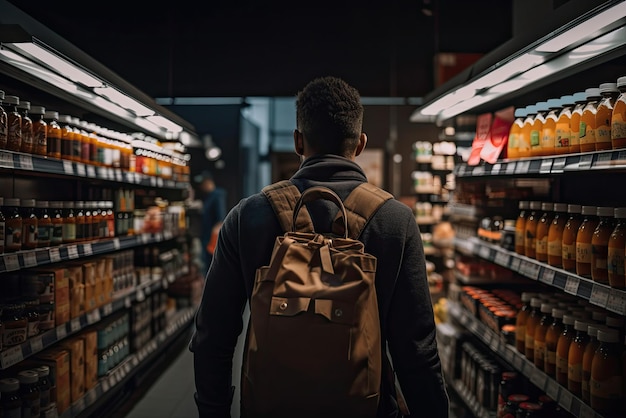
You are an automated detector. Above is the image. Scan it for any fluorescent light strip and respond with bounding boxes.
[94,86,154,116]
[146,115,183,133]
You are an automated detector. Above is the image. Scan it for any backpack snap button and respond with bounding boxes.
[334,308,343,317]
[280,302,288,310]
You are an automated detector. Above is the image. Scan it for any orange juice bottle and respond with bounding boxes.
[579,88,602,153]
[555,95,574,154]
[518,105,536,158]
[44,111,61,159]
[568,318,594,398]
[545,307,566,378]
[557,313,580,386]
[535,202,554,263]
[507,107,526,159]
[570,91,587,153]
[548,202,568,268]
[515,200,529,254]
[531,101,548,157]
[607,207,626,289]
[591,206,616,285]
[515,291,538,353]
[534,302,555,370]
[562,204,583,272]
[541,99,561,157]
[576,205,599,278]
[590,328,623,415]
[525,201,542,259]
[582,323,607,404]
[525,297,544,361]
[596,82,619,151]
[612,75,626,149]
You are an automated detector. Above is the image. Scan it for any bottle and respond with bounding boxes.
[547,203,568,268]
[30,105,47,156]
[35,200,52,248]
[0,377,22,417]
[106,201,115,238]
[515,201,529,255]
[579,87,602,153]
[75,201,86,242]
[17,100,34,154]
[518,105,537,159]
[562,204,583,272]
[17,369,40,418]
[0,90,7,149]
[568,318,593,398]
[576,205,599,278]
[595,82,620,151]
[507,107,526,159]
[4,198,22,252]
[556,313,580,386]
[62,201,76,244]
[530,101,548,157]
[78,119,91,164]
[525,297,543,361]
[535,202,554,263]
[20,198,38,250]
[24,298,39,338]
[611,75,626,149]
[33,365,51,410]
[59,114,76,161]
[590,328,623,415]
[582,323,607,404]
[49,201,64,246]
[533,302,554,370]
[555,95,574,154]
[545,307,566,378]
[0,197,5,254]
[524,201,542,259]
[515,292,538,353]
[4,95,22,152]
[44,110,61,159]
[608,207,626,289]
[540,98,561,156]
[570,91,587,153]
[591,206,616,285]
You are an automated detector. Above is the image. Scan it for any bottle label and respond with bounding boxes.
[62,223,76,241]
[596,126,612,144]
[555,123,570,147]
[592,244,608,269]
[37,224,52,242]
[0,111,8,145]
[548,239,562,257]
[568,362,583,383]
[3,325,27,346]
[23,221,38,246]
[6,221,22,248]
[536,237,548,255]
[611,119,626,140]
[52,224,63,243]
[534,340,546,365]
[508,133,519,149]
[563,243,576,261]
[530,130,540,147]
[577,242,592,263]
[557,355,568,375]
[590,375,623,399]
[607,247,625,275]
[541,128,556,149]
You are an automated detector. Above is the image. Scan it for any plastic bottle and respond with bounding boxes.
[20,199,38,250]
[533,302,555,370]
[531,101,548,157]
[562,204,583,272]
[519,105,537,159]
[4,198,22,252]
[595,82,620,151]
[525,297,543,361]
[515,292,538,354]
[35,200,52,248]
[570,91,587,153]
[30,106,47,156]
[0,90,7,149]
[535,202,554,263]
[49,201,64,246]
[545,307,566,378]
[608,207,626,289]
[568,318,594,398]
[515,201,529,255]
[590,328,623,415]
[4,95,22,152]
[579,88,602,153]
[547,203,568,268]
[591,206,616,285]
[582,323,607,404]
[44,111,61,159]
[507,107,526,159]
[17,369,40,418]
[17,100,34,154]
[611,75,626,149]
[524,201,542,259]
[555,95,574,154]
[541,98,561,156]
[576,205,599,278]
[0,377,22,417]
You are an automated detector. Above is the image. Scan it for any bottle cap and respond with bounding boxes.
[62,201,75,209]
[34,365,49,377]
[572,92,587,103]
[3,197,20,207]
[529,201,542,210]
[581,205,597,216]
[540,303,554,314]
[546,98,562,109]
[559,95,575,106]
[553,203,568,213]
[551,308,566,319]
[597,328,620,343]
[574,319,593,332]
[617,76,626,89]
[530,297,543,308]
[21,199,36,208]
[563,314,581,325]
[29,105,46,115]
[35,200,49,208]
[58,114,73,124]
[525,105,538,115]
[567,204,582,214]
[535,101,549,112]
[597,206,614,217]
[584,87,601,99]
[17,100,30,111]
[44,110,59,120]
[519,200,529,210]
[3,95,19,105]
[49,201,63,209]
[599,82,618,94]
[541,202,553,212]
[606,315,625,328]
[514,108,528,118]
[614,207,626,219]
[587,323,607,338]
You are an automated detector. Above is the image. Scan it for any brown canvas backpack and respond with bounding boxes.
[241,180,393,418]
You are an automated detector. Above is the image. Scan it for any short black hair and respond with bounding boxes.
[296,76,363,157]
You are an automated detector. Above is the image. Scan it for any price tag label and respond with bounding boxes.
[539,158,553,173]
[87,309,101,324]
[141,233,149,244]
[513,354,525,372]
[491,163,501,175]
[4,254,20,271]
[594,151,613,167]
[510,257,521,273]
[578,154,593,169]
[18,154,33,170]
[0,151,14,168]
[515,160,531,174]
[472,166,485,176]
[102,303,113,317]
[102,378,110,393]
[506,162,517,175]
[564,276,580,295]
[23,251,37,268]
[551,157,566,173]
[30,335,44,353]
[546,379,560,400]
[83,243,93,257]
[67,245,79,259]
[0,345,24,368]
[559,389,573,410]
[590,284,610,307]
[56,324,67,340]
[578,403,595,418]
[76,163,86,177]
[493,250,509,267]
[113,238,120,250]
[87,165,97,178]
[607,289,626,315]
[115,169,123,182]
[49,247,62,263]
[63,160,74,175]
[527,263,540,280]
[539,268,555,285]
[489,335,500,352]
[97,166,106,179]
[70,317,81,333]
[478,245,491,260]
[519,260,531,277]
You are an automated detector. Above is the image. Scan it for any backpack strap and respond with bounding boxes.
[262,180,314,233]
[332,182,394,239]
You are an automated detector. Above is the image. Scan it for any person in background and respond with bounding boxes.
[196,170,227,272]
[190,76,449,417]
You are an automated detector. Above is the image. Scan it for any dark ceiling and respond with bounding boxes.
[6,0,513,100]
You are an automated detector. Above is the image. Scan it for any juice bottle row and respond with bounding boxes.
[507,75,626,159]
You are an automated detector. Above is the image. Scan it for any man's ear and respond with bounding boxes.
[294,129,304,155]
[355,132,367,156]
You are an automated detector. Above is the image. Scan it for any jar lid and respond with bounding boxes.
[17,370,39,385]
[617,76,626,88]
[3,95,19,105]
[599,82,618,94]
[597,206,614,217]
[567,204,582,214]
[36,200,49,208]
[572,91,587,103]
[597,328,620,343]
[553,203,568,213]
[559,95,575,106]
[541,202,553,211]
[581,205,597,216]
[0,377,20,392]
[529,201,542,210]
[519,200,529,210]
[29,105,46,115]
[34,365,49,377]
[4,197,20,206]
[614,207,626,219]
[584,87,601,99]
[21,198,36,207]
[44,110,59,120]
[17,100,30,110]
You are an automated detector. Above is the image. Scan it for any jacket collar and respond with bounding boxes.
[291,154,368,183]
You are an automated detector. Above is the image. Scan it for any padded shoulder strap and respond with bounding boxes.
[262,180,314,233]
[332,183,394,239]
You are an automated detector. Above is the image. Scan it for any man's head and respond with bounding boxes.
[197,170,216,194]
[294,76,367,160]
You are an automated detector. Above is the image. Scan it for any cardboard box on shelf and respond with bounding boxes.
[64,264,85,319]
[78,330,98,390]
[59,337,85,403]
[35,347,71,414]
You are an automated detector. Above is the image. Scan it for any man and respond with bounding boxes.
[190,76,449,417]
[197,170,227,271]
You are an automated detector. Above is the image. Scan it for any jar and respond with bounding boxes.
[35,200,52,248]
[0,197,5,254]
[530,101,548,157]
[49,201,64,246]
[20,198,38,250]
[524,297,543,361]
[562,204,583,272]
[579,87,602,153]
[515,201,529,255]
[590,328,623,415]
[547,203,568,267]
[533,302,554,370]
[0,377,22,417]
[24,298,39,338]
[556,313,579,386]
[502,394,530,418]
[535,202,554,263]
[545,307,566,378]
[612,75,626,149]
[576,205,599,278]
[497,371,520,417]
[567,319,594,398]
[591,206,616,285]
[34,365,51,409]
[608,207,626,289]
[0,90,7,149]
[516,402,543,418]
[4,198,22,252]
[540,98,561,156]
[595,82,620,151]
[570,91,587,153]
[4,95,22,152]
[524,201,542,259]
[507,108,526,159]
[582,323,607,404]
[30,105,47,156]
[44,111,61,159]
[518,105,536,159]
[17,369,40,418]
[62,201,76,243]
[1,303,27,347]
[17,100,34,154]
[75,201,86,242]
[555,95,574,154]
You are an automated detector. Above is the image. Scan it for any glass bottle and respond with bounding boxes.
[35,200,52,248]
[0,89,7,149]
[62,201,76,244]
[533,302,554,370]
[507,107,526,159]
[17,369,40,418]
[515,292,538,354]
[535,202,554,263]
[570,91,587,154]
[582,323,607,404]
[44,110,61,159]
[608,207,626,289]
[591,206,616,285]
[590,328,623,415]
[17,100,34,154]
[576,205,599,278]
[547,203,568,268]
[4,95,22,152]
[525,297,543,361]
[562,204,583,272]
[4,198,22,252]
[0,377,22,417]
[595,82,619,151]
[545,307,566,378]
[515,200,529,255]
[556,313,580,386]
[579,87,602,153]
[555,94,574,154]
[611,75,626,149]
[540,98,561,157]
[30,105,47,156]
[530,101,548,157]
[20,198,38,250]
[75,201,86,242]
[59,114,75,161]
[49,201,64,246]
[568,318,594,398]
[524,201,542,259]
[518,105,537,159]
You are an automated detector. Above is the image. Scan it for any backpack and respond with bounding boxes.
[241,180,393,418]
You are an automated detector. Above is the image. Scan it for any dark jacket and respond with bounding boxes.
[190,154,449,417]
